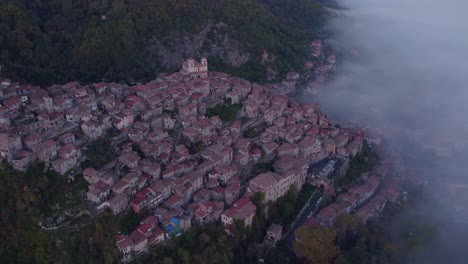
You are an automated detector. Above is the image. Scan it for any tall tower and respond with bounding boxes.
[188,59,195,68]
[200,57,208,78]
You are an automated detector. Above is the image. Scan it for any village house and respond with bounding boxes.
[188,200,224,225]
[116,235,133,257]
[35,139,58,163]
[130,188,164,214]
[380,178,402,202]
[53,97,73,112]
[0,114,11,130]
[181,116,198,128]
[263,224,283,247]
[221,196,256,235]
[261,142,279,157]
[0,133,23,160]
[3,96,21,112]
[212,165,238,184]
[148,180,172,201]
[112,173,138,196]
[93,82,109,94]
[87,181,111,203]
[178,102,198,120]
[192,189,211,203]
[354,194,388,224]
[11,149,32,171]
[243,99,259,119]
[145,94,165,111]
[276,143,299,157]
[260,126,279,144]
[29,96,53,113]
[128,225,150,255]
[323,139,337,156]
[206,179,220,190]
[284,130,303,144]
[364,127,382,145]
[119,151,140,169]
[140,160,161,180]
[65,106,89,123]
[334,133,349,148]
[174,171,203,198]
[81,121,106,140]
[113,109,134,130]
[147,128,168,143]
[100,98,118,112]
[346,142,362,157]
[291,105,304,122]
[248,171,295,203]
[298,136,322,160]
[191,78,211,97]
[125,95,146,113]
[273,156,308,191]
[225,181,241,206]
[52,144,81,174]
[107,193,130,215]
[172,144,189,163]
[40,112,65,130]
[161,113,175,130]
[109,83,127,99]
[182,127,199,142]
[163,194,184,210]
[100,171,114,186]
[208,187,224,202]
[128,129,144,142]
[58,132,76,145]
[316,200,350,225]
[83,167,101,184]
[337,147,349,158]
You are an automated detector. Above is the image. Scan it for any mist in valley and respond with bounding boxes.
[302,0,468,263]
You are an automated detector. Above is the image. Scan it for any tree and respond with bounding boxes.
[177,248,191,264]
[162,257,174,264]
[250,192,265,208]
[346,237,369,264]
[285,186,298,202]
[198,232,211,247]
[333,254,351,264]
[132,143,145,158]
[293,226,340,264]
[333,213,359,247]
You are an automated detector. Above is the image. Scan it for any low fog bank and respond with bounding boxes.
[310,0,468,181]
[302,0,468,263]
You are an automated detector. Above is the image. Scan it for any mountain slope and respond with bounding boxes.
[0,0,326,85]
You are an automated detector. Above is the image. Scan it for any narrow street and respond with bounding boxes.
[282,191,323,248]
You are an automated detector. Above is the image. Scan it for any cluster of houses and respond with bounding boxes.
[311,156,404,226]
[0,78,102,174]
[109,59,369,257]
[0,56,370,260]
[304,39,337,95]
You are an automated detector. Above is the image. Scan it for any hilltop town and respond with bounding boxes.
[0,41,404,262]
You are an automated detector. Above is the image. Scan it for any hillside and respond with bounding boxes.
[0,0,327,85]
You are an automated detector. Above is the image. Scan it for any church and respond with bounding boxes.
[180,58,208,79]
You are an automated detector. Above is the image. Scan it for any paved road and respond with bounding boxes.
[283,191,323,248]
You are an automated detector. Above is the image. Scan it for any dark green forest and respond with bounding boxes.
[0,0,326,85]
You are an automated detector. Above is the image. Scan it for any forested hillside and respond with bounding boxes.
[0,0,326,85]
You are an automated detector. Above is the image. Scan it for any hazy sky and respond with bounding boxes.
[302,1,468,263]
